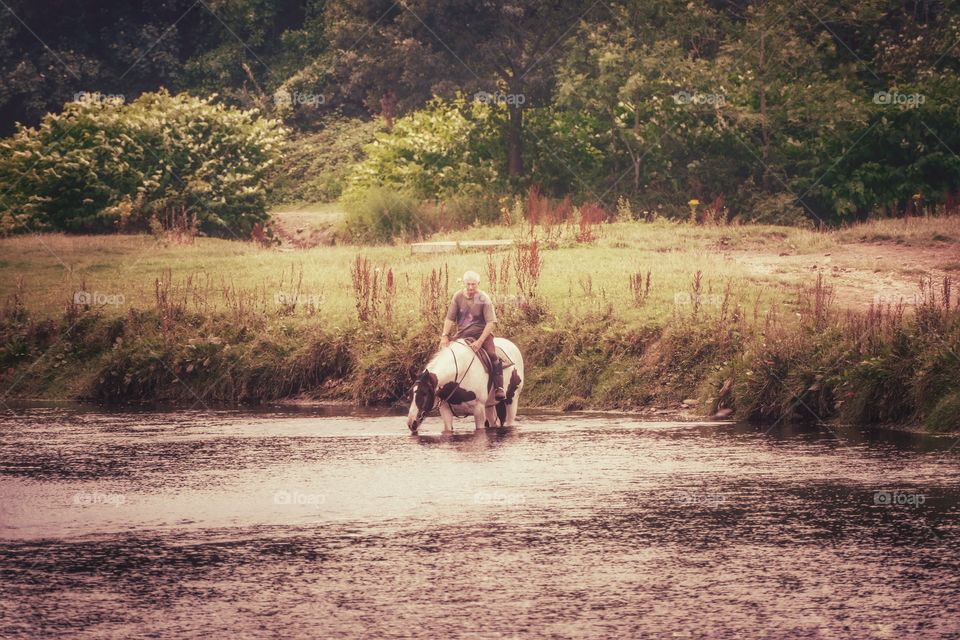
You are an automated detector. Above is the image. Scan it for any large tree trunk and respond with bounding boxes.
[508,103,523,178]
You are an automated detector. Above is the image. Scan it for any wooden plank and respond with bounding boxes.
[458,240,513,249]
[410,241,458,254]
[410,239,513,254]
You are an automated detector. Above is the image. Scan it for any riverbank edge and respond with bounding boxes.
[1,304,957,433]
[5,396,953,437]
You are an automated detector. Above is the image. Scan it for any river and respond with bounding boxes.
[1,405,958,638]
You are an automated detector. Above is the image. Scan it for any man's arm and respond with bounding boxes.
[439,319,455,348]
[473,321,495,352]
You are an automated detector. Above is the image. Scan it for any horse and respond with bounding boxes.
[406,337,524,433]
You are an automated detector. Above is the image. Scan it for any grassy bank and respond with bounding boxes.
[1,216,958,432]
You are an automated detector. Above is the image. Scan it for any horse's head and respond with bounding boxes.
[406,369,438,432]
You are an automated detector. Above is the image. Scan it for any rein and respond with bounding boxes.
[415,340,479,421]
[438,340,479,406]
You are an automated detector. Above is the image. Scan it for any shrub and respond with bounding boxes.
[342,187,425,242]
[0,90,286,236]
[925,391,960,432]
[267,118,379,205]
[739,192,812,226]
[417,194,502,232]
[341,95,503,203]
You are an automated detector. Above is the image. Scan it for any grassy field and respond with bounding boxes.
[1,214,958,431]
[4,214,955,327]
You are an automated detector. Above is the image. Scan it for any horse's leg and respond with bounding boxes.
[505,395,520,426]
[495,401,506,426]
[439,403,455,432]
[484,404,498,429]
[473,404,487,431]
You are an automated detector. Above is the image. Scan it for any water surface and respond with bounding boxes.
[1,405,958,638]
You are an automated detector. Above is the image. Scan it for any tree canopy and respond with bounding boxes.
[2,0,960,226]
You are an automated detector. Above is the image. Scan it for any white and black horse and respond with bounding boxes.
[406,338,524,432]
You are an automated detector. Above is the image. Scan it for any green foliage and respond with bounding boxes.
[268,118,380,205]
[524,108,607,197]
[341,95,606,206]
[349,326,435,405]
[0,90,286,236]
[551,0,960,224]
[4,0,960,227]
[803,76,960,222]
[739,193,812,226]
[0,0,331,136]
[341,96,504,202]
[925,391,960,432]
[342,187,424,242]
[838,346,917,425]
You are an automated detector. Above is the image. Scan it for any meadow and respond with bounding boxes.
[1,214,958,431]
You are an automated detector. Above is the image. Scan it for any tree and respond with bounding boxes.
[0,0,327,135]
[327,0,598,180]
[556,1,737,205]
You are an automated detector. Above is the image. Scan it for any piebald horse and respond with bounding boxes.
[406,338,524,432]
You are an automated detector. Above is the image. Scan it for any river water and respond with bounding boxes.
[1,405,959,639]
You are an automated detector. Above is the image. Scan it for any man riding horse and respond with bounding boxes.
[439,270,506,401]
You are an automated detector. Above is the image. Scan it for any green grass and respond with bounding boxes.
[0,218,858,327]
[0,215,954,331]
[2,215,957,429]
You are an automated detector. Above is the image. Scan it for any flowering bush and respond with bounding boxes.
[0,89,286,236]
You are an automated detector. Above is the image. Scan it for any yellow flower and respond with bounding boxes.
[688,199,700,206]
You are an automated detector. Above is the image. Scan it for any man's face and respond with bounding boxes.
[465,280,478,296]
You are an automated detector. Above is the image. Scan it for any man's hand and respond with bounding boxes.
[439,335,450,349]
[470,341,481,353]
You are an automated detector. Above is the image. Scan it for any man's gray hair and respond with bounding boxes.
[463,270,481,284]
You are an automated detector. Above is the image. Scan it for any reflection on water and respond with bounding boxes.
[1,404,959,638]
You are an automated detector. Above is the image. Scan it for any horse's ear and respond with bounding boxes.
[428,372,438,390]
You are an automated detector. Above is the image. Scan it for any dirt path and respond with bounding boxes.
[270,208,341,248]
[728,241,959,309]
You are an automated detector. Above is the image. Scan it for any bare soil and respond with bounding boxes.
[727,241,959,309]
[270,209,340,248]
